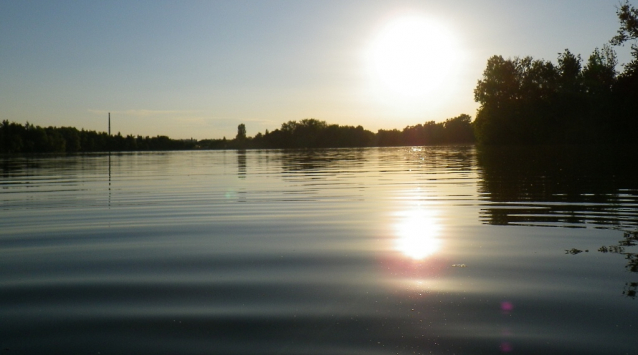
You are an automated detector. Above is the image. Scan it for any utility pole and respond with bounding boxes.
[108,112,111,136]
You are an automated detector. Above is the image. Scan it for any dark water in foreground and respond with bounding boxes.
[1,146,637,354]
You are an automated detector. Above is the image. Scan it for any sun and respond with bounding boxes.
[367,15,463,101]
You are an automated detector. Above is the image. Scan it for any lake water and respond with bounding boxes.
[1,146,636,354]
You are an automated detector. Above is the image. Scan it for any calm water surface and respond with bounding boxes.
[1,146,636,354]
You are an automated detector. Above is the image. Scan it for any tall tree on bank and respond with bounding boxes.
[473,55,562,144]
[610,0,638,135]
[236,124,247,141]
[610,1,638,51]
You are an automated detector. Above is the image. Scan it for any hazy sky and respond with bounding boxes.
[1,0,633,139]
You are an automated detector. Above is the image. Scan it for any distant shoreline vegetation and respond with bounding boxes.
[0,115,474,153]
[0,121,197,153]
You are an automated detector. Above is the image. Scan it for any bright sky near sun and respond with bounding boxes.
[0,0,632,139]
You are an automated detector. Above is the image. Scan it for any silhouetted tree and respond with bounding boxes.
[259,119,376,148]
[444,114,474,143]
[236,124,246,140]
[557,49,583,95]
[472,32,637,145]
[376,129,402,146]
[582,45,617,96]
[610,1,638,140]
[611,1,638,49]
[473,56,532,144]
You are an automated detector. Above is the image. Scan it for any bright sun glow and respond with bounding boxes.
[367,14,463,103]
[395,209,442,260]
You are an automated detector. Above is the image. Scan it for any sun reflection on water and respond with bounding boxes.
[394,208,442,260]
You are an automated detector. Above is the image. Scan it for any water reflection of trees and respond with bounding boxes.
[476,146,638,230]
[279,148,368,176]
[596,231,638,299]
[237,150,246,179]
[477,147,638,298]
[277,146,475,180]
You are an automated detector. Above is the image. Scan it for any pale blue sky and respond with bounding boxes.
[0,0,632,139]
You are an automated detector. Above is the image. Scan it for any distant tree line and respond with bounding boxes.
[473,1,638,145]
[376,114,474,146]
[1,115,474,154]
[0,120,196,153]
[198,116,474,150]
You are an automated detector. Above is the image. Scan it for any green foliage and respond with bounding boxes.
[375,129,402,146]
[256,119,375,148]
[474,13,638,146]
[473,0,638,146]
[444,114,475,143]
[610,1,638,48]
[0,116,477,154]
[0,121,196,153]
[247,117,473,149]
[236,124,246,140]
[394,115,473,146]
[557,49,582,95]
[582,45,617,96]
[473,55,563,144]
